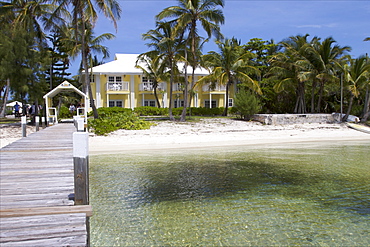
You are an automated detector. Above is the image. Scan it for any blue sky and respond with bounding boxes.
[70,0,370,74]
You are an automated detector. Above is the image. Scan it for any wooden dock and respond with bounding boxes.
[0,124,92,246]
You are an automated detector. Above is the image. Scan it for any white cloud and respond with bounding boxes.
[295,23,338,29]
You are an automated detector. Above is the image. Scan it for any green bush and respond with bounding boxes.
[88,111,152,136]
[96,107,132,117]
[58,106,71,118]
[134,106,168,116]
[233,90,261,119]
[88,106,227,123]
[187,107,225,116]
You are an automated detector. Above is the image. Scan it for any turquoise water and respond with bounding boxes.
[90,140,369,246]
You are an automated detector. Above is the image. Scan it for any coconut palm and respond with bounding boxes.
[136,53,169,108]
[1,0,66,45]
[62,21,114,95]
[156,0,225,120]
[268,35,312,113]
[142,21,184,120]
[56,0,121,119]
[199,38,261,116]
[340,56,370,121]
[304,37,351,112]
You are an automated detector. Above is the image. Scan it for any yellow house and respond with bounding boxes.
[89,54,233,109]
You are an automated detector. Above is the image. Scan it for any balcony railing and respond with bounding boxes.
[173,83,184,91]
[202,84,226,92]
[106,82,129,91]
[139,82,166,91]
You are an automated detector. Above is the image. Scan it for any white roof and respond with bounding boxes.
[43,81,87,99]
[90,53,209,76]
[6,101,22,107]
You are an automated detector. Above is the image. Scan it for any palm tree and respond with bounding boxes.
[305,37,351,112]
[142,21,184,120]
[340,56,370,121]
[136,53,169,108]
[268,35,312,113]
[156,0,225,121]
[1,0,65,45]
[0,0,65,114]
[56,0,121,119]
[61,21,114,97]
[199,38,261,116]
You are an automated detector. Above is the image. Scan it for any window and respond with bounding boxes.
[108,76,122,82]
[109,100,123,107]
[228,98,233,107]
[205,100,217,108]
[174,83,183,91]
[142,76,153,83]
[143,100,156,107]
[174,100,184,108]
[143,82,154,90]
[89,75,95,83]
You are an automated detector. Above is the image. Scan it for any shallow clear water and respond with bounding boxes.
[90,140,370,246]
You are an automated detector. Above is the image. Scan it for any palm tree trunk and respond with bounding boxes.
[0,79,10,118]
[168,59,175,121]
[311,80,317,113]
[222,81,230,116]
[342,94,354,122]
[294,82,306,114]
[80,19,98,119]
[180,48,189,122]
[188,66,196,116]
[360,84,369,122]
[316,80,324,113]
[153,84,161,108]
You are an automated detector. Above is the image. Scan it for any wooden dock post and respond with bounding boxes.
[21,116,26,137]
[73,131,90,246]
[73,132,89,205]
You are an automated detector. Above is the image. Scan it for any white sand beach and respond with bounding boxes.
[0,124,36,148]
[88,118,369,155]
[1,118,368,153]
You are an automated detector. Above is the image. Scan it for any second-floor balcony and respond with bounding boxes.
[106,82,129,92]
[173,83,184,91]
[202,84,226,92]
[139,82,166,92]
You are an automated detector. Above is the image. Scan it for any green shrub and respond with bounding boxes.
[171,107,183,116]
[88,111,152,136]
[233,90,261,119]
[188,107,224,116]
[6,109,13,115]
[97,107,132,117]
[58,106,71,118]
[134,106,168,116]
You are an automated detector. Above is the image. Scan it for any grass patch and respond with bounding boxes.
[0,118,20,124]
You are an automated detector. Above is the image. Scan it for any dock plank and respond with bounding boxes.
[0,124,91,246]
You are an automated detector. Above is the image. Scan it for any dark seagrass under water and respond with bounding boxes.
[90,140,369,246]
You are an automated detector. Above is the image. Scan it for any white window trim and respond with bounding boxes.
[205,100,217,108]
[143,100,156,107]
[108,76,122,83]
[109,100,123,108]
[228,98,233,107]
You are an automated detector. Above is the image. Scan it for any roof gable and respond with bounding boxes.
[43,81,87,99]
[90,53,209,76]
